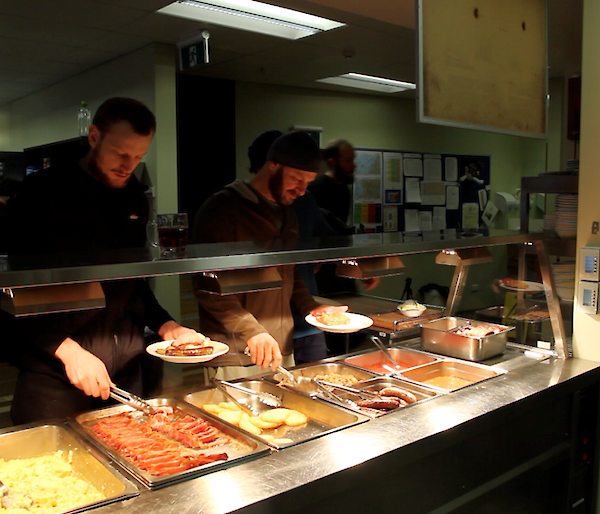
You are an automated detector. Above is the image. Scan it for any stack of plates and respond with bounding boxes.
[543,214,556,231]
[555,194,578,238]
[552,261,575,302]
[566,160,579,173]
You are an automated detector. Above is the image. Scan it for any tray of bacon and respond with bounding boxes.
[420,317,515,361]
[69,398,270,489]
[0,423,138,513]
[184,380,369,449]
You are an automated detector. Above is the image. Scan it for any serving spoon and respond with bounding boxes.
[0,478,34,510]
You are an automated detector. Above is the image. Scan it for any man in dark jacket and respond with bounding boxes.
[7,97,200,424]
[192,131,347,379]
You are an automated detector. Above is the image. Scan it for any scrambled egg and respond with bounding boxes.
[0,451,104,514]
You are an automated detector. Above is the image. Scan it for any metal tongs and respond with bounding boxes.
[312,379,359,410]
[110,386,156,415]
[370,335,401,373]
[215,379,281,408]
[315,380,380,400]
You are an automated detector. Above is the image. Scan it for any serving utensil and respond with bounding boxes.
[370,335,401,369]
[211,379,258,415]
[0,478,34,510]
[312,379,359,410]
[217,380,282,408]
[315,380,380,400]
[109,386,156,415]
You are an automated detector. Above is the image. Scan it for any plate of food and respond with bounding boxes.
[147,338,229,364]
[305,312,374,333]
[499,278,545,292]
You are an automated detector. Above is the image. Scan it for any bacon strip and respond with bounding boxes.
[92,412,228,476]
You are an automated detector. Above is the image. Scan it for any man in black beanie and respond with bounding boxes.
[192,131,347,379]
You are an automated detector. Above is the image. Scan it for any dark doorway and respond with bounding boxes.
[176,74,236,233]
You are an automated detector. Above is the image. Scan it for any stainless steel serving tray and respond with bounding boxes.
[420,316,514,361]
[399,360,506,392]
[184,380,369,450]
[265,361,379,396]
[322,376,441,418]
[344,347,439,374]
[0,423,138,513]
[69,398,270,489]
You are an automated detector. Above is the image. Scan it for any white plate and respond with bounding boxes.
[499,279,545,292]
[305,312,374,333]
[146,340,229,364]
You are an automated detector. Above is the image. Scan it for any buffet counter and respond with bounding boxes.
[6,344,594,514]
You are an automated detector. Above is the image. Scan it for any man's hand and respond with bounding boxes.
[361,277,380,291]
[246,333,283,371]
[55,338,113,399]
[310,304,349,316]
[158,320,204,343]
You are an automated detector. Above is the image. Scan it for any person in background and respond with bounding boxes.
[308,138,379,355]
[6,97,202,424]
[192,131,347,379]
[308,138,356,234]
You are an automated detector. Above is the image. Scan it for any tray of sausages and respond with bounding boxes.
[315,377,442,418]
[68,398,271,489]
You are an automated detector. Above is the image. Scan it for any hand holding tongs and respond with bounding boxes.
[110,386,156,415]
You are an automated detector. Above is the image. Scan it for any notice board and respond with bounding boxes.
[353,149,490,234]
[417,0,547,138]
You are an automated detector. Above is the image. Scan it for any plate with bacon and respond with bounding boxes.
[499,278,544,292]
[305,312,374,333]
[147,339,229,363]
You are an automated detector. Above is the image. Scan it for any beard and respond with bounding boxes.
[334,163,354,184]
[268,166,286,205]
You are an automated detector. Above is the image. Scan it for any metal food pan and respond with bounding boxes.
[420,317,514,361]
[266,362,379,396]
[0,423,138,512]
[184,380,368,449]
[344,348,439,374]
[324,377,441,418]
[70,398,270,489]
[400,360,504,392]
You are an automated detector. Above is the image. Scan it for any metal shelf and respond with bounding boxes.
[0,230,543,289]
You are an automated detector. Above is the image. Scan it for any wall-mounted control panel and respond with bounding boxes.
[578,247,600,314]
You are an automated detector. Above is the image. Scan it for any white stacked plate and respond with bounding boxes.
[552,261,575,302]
[555,194,578,238]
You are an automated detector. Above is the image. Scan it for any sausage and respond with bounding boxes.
[164,346,214,356]
[378,387,418,404]
[355,398,402,410]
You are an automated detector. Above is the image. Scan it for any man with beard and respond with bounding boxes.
[308,139,356,233]
[192,131,347,379]
[6,97,201,423]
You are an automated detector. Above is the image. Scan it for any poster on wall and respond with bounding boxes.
[383,152,403,205]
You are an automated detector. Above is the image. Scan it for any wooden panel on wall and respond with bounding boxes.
[418,0,547,138]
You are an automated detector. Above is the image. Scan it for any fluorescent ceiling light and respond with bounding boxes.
[316,73,416,94]
[158,0,344,40]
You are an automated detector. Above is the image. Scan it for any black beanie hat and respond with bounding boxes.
[266,131,321,173]
[248,130,283,173]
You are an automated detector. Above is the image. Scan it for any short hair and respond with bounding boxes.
[322,138,353,161]
[92,97,156,136]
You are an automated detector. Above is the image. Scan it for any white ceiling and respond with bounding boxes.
[0,0,582,108]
